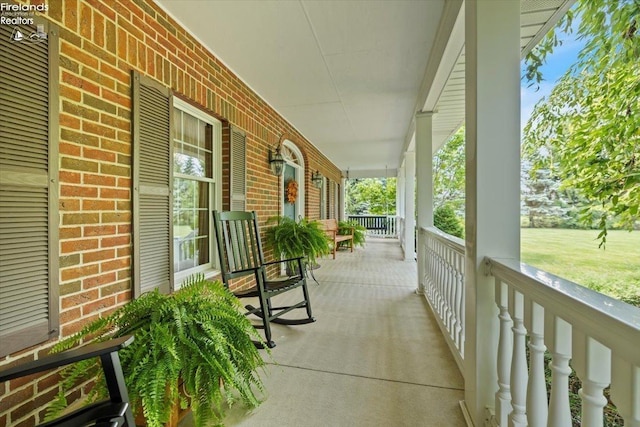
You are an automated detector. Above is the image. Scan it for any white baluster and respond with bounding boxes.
[427,240,436,304]
[427,239,435,301]
[545,315,572,427]
[446,252,454,334]
[440,244,447,323]
[524,299,547,427]
[508,289,528,427]
[458,261,465,356]
[424,240,432,298]
[443,251,450,331]
[452,252,462,351]
[572,331,611,427]
[495,279,513,426]
[438,244,446,319]
[434,242,442,316]
[610,356,640,427]
[431,244,438,309]
[458,262,465,356]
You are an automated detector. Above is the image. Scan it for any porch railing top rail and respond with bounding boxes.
[421,226,464,252]
[487,257,640,364]
[347,215,392,227]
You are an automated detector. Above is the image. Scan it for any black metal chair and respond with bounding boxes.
[0,336,135,427]
[212,210,315,348]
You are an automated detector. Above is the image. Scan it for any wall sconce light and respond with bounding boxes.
[268,145,285,176]
[311,170,323,188]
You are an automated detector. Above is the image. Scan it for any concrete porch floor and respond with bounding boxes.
[182,238,466,426]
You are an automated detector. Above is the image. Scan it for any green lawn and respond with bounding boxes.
[521,228,640,304]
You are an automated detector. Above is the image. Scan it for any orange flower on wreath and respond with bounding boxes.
[286,179,298,204]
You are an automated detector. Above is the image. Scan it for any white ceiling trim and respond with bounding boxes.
[401,0,464,159]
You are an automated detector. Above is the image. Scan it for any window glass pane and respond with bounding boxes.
[173,178,210,273]
[173,109,181,141]
[183,112,198,145]
[204,124,212,177]
[173,113,212,178]
[174,147,204,177]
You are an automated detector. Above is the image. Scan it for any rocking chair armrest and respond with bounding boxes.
[0,335,134,382]
[263,256,305,267]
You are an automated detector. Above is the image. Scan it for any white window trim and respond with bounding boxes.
[280,139,305,219]
[320,176,327,219]
[173,98,222,286]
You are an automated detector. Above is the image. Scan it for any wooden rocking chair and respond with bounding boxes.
[212,211,315,348]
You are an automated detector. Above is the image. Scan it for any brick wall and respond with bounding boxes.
[0,0,342,425]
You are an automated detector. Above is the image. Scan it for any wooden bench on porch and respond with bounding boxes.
[318,219,354,259]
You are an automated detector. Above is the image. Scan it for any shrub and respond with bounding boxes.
[338,219,366,248]
[434,204,464,238]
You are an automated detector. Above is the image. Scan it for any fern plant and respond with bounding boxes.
[263,216,330,266]
[338,220,366,248]
[46,275,266,427]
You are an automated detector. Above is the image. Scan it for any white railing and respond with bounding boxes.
[487,257,640,427]
[379,215,397,238]
[397,216,405,246]
[347,215,397,238]
[420,226,465,373]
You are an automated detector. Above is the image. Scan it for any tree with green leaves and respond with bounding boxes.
[433,127,465,214]
[523,0,640,245]
[521,168,563,227]
[345,178,396,215]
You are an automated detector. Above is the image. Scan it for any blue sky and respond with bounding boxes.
[520,20,585,131]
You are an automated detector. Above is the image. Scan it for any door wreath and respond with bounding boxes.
[286,179,298,204]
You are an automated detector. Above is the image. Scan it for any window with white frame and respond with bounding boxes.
[320,177,327,219]
[172,99,221,283]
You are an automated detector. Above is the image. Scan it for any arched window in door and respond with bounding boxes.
[281,141,305,220]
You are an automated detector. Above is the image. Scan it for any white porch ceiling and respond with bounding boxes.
[156,0,573,177]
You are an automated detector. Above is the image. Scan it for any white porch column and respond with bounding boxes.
[340,177,346,221]
[404,151,416,261]
[415,112,434,293]
[464,0,521,425]
[397,165,405,244]
[397,166,405,219]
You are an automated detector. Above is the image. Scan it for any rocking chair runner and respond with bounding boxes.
[212,211,315,348]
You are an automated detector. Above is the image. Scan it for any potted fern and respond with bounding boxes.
[46,275,266,427]
[263,216,331,268]
[338,219,366,248]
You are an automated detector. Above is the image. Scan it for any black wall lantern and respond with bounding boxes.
[269,145,285,176]
[311,170,323,188]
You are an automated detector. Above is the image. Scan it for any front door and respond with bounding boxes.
[283,163,297,220]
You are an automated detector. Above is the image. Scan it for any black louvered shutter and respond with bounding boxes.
[0,21,59,357]
[132,72,173,297]
[230,127,246,211]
